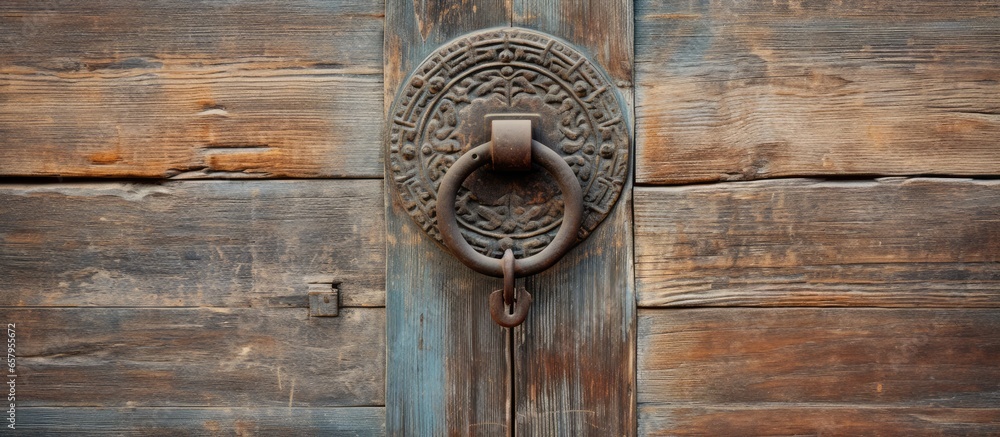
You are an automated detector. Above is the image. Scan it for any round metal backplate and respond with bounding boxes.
[387,27,630,259]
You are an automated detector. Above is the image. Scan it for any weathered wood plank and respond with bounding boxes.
[0,69,383,179]
[9,307,384,407]
[514,0,633,87]
[383,0,512,110]
[636,178,1000,307]
[512,1,637,435]
[383,1,512,434]
[638,308,1000,434]
[639,405,1000,437]
[0,181,385,307]
[18,407,385,436]
[635,0,1000,184]
[0,1,383,69]
[0,0,383,178]
[512,199,636,436]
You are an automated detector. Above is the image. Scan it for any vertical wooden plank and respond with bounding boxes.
[513,201,636,435]
[383,1,513,434]
[513,1,636,435]
[513,0,633,89]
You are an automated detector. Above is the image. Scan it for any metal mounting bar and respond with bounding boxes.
[490,119,532,172]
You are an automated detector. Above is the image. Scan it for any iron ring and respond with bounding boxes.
[436,141,583,278]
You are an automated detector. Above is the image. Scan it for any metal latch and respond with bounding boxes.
[436,119,583,326]
[386,27,630,328]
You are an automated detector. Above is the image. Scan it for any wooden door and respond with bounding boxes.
[382,2,635,435]
[2,1,999,436]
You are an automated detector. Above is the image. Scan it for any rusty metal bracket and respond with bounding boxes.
[488,248,531,327]
[490,119,532,172]
[489,287,532,328]
[307,285,339,317]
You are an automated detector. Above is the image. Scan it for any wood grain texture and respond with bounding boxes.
[0,180,385,307]
[514,0,633,87]
[383,0,513,111]
[512,1,637,435]
[638,308,1000,435]
[513,197,636,436]
[9,307,384,407]
[635,178,1000,307]
[0,0,384,178]
[18,407,385,436]
[635,0,1000,184]
[383,1,512,434]
[639,406,1000,437]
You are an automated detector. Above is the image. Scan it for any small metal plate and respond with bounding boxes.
[308,286,339,317]
[387,28,630,258]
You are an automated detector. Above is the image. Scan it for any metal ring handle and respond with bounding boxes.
[436,141,583,278]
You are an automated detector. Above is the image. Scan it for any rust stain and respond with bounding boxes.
[807,71,852,91]
[3,231,43,245]
[233,420,256,436]
[936,117,991,134]
[866,124,889,150]
[88,150,122,165]
[202,146,281,174]
[413,0,429,41]
[197,99,218,109]
[203,420,221,433]
[643,13,702,20]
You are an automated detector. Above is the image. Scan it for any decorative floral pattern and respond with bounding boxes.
[388,28,629,258]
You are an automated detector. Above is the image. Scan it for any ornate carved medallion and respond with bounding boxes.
[387,28,630,258]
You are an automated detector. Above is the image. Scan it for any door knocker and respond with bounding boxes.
[387,28,630,327]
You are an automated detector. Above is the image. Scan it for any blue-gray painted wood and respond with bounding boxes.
[512,1,637,434]
[385,1,637,434]
[384,1,513,434]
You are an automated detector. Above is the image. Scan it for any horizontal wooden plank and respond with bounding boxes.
[0,0,383,178]
[635,178,1000,307]
[17,407,385,436]
[638,308,1000,406]
[0,181,385,307]
[636,0,1000,184]
[0,1,383,69]
[8,307,384,407]
[639,405,1000,436]
[0,69,383,179]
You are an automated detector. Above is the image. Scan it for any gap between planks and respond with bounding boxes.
[0,305,385,309]
[0,176,387,184]
[637,305,1000,311]
[17,405,388,410]
[634,174,1000,188]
